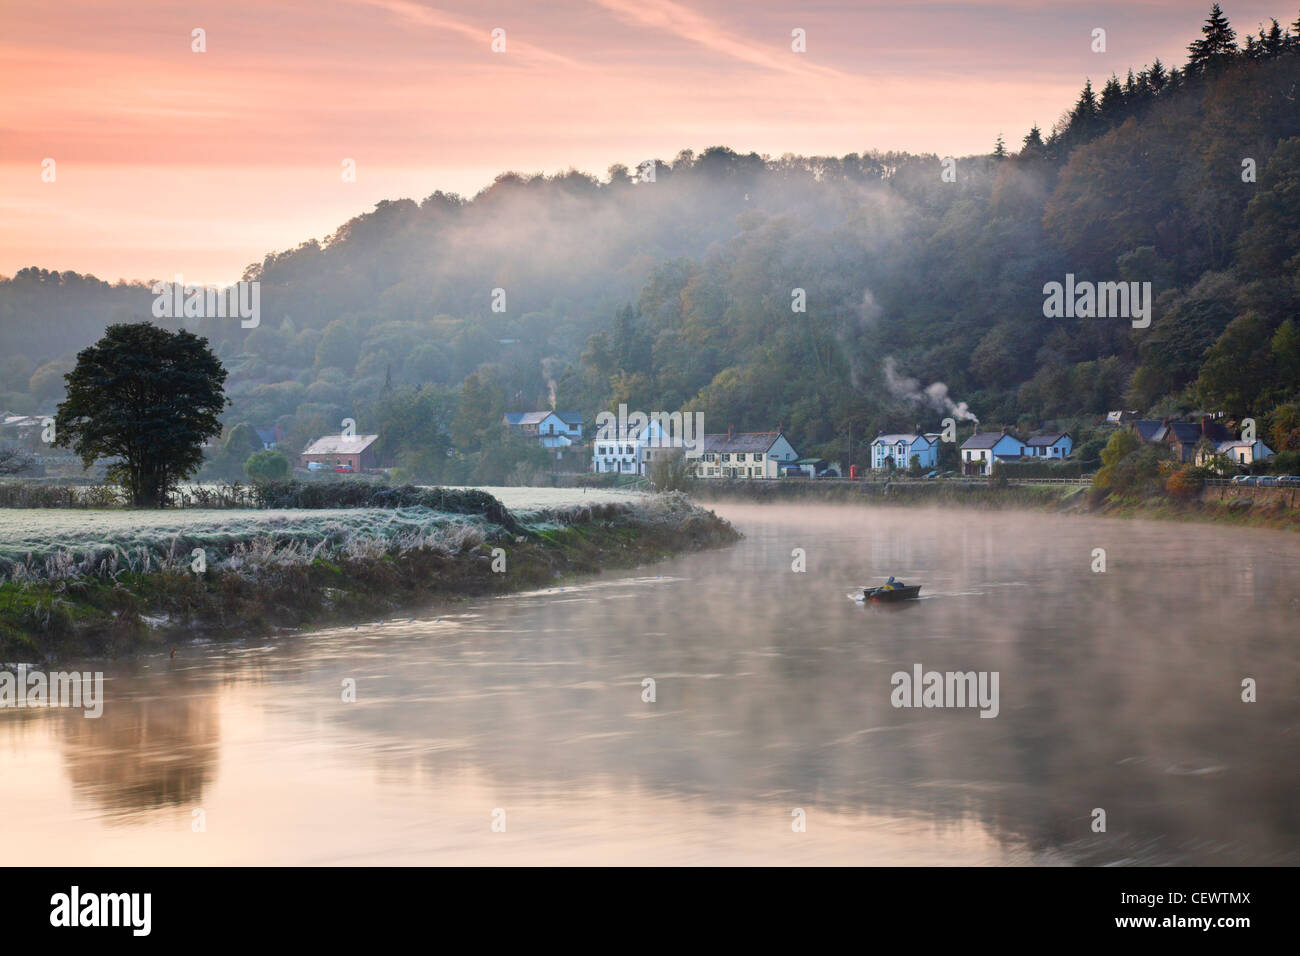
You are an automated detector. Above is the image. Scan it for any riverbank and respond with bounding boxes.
[0,491,738,662]
[683,478,1300,532]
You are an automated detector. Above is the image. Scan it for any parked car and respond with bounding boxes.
[1277,475,1300,485]
[1230,474,1251,484]
[334,464,354,473]
[923,469,941,479]
[306,461,327,472]
[1257,475,1278,486]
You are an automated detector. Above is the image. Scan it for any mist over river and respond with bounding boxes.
[2,503,1296,865]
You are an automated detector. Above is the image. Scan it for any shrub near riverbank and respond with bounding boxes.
[0,492,738,662]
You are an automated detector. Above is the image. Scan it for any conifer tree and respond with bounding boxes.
[1188,3,1237,71]
[1070,78,1100,135]
[1148,58,1168,93]
[1264,18,1284,54]
[1021,125,1044,154]
[1100,74,1126,121]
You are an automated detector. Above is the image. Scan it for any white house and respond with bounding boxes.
[1024,431,1073,460]
[504,411,584,447]
[1199,439,1275,467]
[959,429,1026,476]
[694,430,799,479]
[591,419,689,476]
[591,429,640,474]
[870,433,939,472]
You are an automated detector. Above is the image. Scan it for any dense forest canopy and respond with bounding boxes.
[3,4,1300,480]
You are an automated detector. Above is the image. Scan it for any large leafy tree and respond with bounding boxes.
[55,323,228,507]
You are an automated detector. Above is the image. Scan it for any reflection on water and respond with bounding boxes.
[2,504,1297,865]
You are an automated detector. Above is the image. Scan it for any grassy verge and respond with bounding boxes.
[0,494,738,662]
[684,478,1069,510]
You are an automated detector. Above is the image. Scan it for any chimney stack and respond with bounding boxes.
[728,424,734,440]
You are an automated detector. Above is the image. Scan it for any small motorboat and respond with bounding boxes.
[859,582,922,602]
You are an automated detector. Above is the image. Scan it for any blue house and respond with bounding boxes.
[870,433,938,472]
[960,428,1026,476]
[1024,431,1073,460]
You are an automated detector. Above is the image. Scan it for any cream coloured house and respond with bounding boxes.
[693,430,798,479]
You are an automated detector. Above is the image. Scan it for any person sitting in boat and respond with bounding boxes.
[883,575,905,590]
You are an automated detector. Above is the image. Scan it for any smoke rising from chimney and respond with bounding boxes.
[882,357,979,424]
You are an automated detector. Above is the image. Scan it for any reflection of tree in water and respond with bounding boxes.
[57,672,220,817]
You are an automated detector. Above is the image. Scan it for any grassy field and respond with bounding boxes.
[0,486,662,585]
[0,507,493,579]
[0,491,739,660]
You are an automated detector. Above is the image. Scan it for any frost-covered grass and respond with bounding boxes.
[0,507,491,583]
[0,486,665,584]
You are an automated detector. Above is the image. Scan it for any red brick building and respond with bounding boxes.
[299,434,380,471]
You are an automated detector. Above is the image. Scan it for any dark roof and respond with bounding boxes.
[872,433,929,445]
[1133,420,1163,441]
[1026,431,1070,446]
[254,427,277,443]
[961,431,1018,449]
[505,410,581,426]
[703,432,782,454]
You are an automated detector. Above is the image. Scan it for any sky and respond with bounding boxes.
[0,0,1290,283]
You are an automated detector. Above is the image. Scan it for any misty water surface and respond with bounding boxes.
[2,503,1297,865]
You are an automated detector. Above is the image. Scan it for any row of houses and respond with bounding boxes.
[290,408,1277,481]
[959,429,1073,476]
[591,421,802,478]
[868,427,1074,477]
[1129,417,1273,466]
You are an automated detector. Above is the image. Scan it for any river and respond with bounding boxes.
[2,503,1297,865]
